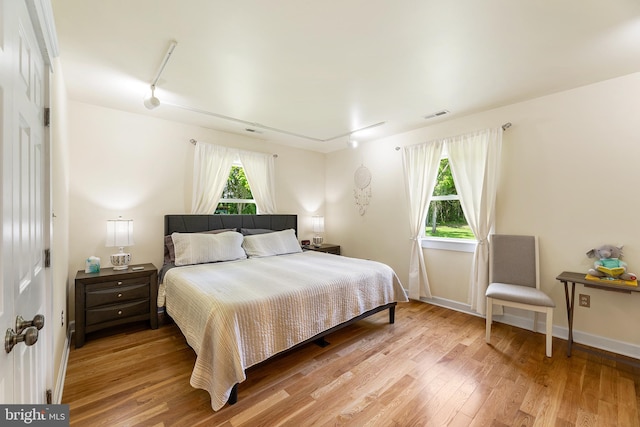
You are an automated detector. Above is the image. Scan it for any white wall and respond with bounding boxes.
[326,73,640,356]
[50,57,70,400]
[66,102,326,318]
[65,73,640,357]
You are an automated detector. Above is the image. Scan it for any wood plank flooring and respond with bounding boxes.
[63,301,640,426]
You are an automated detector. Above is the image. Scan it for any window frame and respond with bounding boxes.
[422,153,477,253]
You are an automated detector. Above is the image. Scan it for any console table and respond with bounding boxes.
[555,271,639,358]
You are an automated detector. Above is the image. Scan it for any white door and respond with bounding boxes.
[1,0,51,404]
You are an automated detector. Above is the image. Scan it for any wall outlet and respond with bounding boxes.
[579,294,590,308]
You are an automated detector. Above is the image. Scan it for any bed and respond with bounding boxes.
[160,214,407,411]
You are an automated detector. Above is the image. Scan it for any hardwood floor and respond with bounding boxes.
[63,301,640,426]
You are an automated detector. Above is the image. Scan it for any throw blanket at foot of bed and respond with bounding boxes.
[164,250,407,411]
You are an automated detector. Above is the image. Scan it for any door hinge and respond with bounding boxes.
[44,107,51,127]
[44,248,51,268]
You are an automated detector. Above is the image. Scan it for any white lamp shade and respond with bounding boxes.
[312,216,325,233]
[106,218,134,247]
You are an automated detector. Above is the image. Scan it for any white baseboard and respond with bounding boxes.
[561,327,640,360]
[420,296,640,360]
[420,296,482,318]
[53,326,73,404]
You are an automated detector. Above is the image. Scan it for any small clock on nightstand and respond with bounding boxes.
[303,243,341,255]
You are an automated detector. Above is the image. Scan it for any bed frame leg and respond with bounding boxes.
[389,305,396,324]
[314,337,330,347]
[228,384,238,405]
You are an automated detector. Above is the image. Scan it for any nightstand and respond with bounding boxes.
[304,243,341,255]
[75,263,158,348]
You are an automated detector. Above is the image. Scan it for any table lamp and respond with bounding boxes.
[106,217,134,270]
[312,216,324,248]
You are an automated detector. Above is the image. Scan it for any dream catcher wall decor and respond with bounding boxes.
[353,165,372,216]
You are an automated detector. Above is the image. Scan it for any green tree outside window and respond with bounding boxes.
[216,166,257,214]
[426,158,474,239]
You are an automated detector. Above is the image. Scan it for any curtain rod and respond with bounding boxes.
[189,139,278,158]
[394,122,512,151]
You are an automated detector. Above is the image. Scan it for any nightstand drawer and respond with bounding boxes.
[85,276,149,291]
[86,299,150,326]
[86,283,150,308]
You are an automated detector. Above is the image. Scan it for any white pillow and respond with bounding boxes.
[172,231,247,266]
[242,228,302,258]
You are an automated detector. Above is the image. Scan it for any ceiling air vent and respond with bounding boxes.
[424,110,449,120]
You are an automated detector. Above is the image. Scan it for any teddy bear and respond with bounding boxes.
[586,244,637,281]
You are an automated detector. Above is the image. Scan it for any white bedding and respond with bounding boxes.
[163,250,407,411]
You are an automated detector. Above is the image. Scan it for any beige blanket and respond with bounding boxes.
[164,250,407,411]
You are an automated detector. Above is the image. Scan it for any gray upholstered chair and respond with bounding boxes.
[485,234,555,357]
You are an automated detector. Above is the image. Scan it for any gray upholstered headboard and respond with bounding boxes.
[164,214,297,236]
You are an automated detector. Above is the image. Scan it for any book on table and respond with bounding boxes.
[596,265,625,277]
[585,273,638,287]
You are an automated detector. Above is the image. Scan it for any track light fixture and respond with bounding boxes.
[143,40,177,110]
[141,40,388,144]
[144,86,160,110]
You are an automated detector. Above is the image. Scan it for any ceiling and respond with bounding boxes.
[50,0,640,153]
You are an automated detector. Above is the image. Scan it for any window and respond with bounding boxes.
[425,157,474,240]
[215,164,257,214]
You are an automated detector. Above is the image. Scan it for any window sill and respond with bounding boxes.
[422,238,477,253]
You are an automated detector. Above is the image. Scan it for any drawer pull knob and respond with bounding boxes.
[117,293,122,298]
[117,281,123,285]
[117,310,123,315]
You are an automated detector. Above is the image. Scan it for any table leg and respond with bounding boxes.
[562,280,576,357]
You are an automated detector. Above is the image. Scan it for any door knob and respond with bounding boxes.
[5,326,38,354]
[16,314,45,334]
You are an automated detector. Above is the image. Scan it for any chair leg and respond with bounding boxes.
[485,298,493,343]
[545,308,553,357]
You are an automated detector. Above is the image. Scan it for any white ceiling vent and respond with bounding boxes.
[424,110,450,120]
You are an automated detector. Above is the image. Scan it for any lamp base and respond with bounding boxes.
[312,236,323,248]
[110,252,131,270]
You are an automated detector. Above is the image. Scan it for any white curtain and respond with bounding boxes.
[238,150,277,214]
[191,143,236,214]
[191,143,278,214]
[402,140,443,300]
[448,127,503,315]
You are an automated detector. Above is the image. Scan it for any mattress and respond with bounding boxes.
[163,250,407,410]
